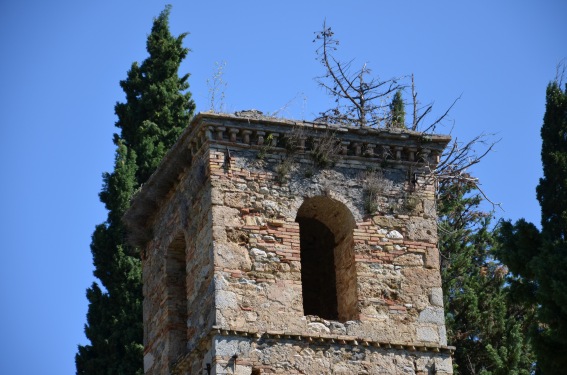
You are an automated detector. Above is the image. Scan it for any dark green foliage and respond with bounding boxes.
[496,80,567,374]
[114,5,195,183]
[77,7,194,374]
[537,81,567,240]
[389,90,405,128]
[439,180,535,375]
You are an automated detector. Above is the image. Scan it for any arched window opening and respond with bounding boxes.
[296,197,358,322]
[165,233,188,359]
[297,217,338,319]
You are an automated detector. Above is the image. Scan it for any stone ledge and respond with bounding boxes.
[173,325,455,373]
[208,325,455,355]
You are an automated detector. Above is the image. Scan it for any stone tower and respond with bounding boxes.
[124,112,454,374]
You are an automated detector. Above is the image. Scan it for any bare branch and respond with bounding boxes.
[316,22,362,118]
[412,74,418,130]
[430,134,501,210]
[267,92,305,118]
[313,21,499,208]
[414,105,433,130]
[421,95,461,134]
[314,20,404,128]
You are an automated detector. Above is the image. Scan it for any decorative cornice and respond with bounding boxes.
[123,112,451,248]
[196,111,450,162]
[208,325,455,354]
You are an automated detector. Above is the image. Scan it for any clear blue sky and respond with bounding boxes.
[0,1,564,374]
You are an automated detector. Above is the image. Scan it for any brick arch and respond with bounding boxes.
[296,196,358,322]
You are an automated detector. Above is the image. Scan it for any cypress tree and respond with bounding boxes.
[389,89,405,128]
[77,6,195,374]
[439,179,535,375]
[497,79,567,373]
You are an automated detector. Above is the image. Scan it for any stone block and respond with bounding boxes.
[402,267,441,288]
[429,287,444,307]
[143,353,154,372]
[394,253,424,267]
[307,322,330,334]
[372,215,404,233]
[425,246,440,269]
[439,323,448,346]
[214,337,252,357]
[418,307,445,325]
[224,192,250,209]
[216,290,238,310]
[406,217,436,242]
[417,326,439,343]
[434,355,454,373]
[387,230,404,239]
[215,242,252,271]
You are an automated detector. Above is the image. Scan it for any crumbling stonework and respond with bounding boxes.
[124,112,454,374]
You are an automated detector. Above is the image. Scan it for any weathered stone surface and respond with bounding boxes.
[418,307,445,325]
[430,287,444,307]
[216,242,252,271]
[402,267,442,288]
[417,326,440,342]
[201,335,453,375]
[406,217,436,242]
[387,229,404,239]
[372,215,403,229]
[215,337,251,357]
[216,289,238,310]
[435,355,454,373]
[249,247,267,260]
[224,192,250,209]
[394,253,424,267]
[307,322,330,334]
[425,246,440,269]
[439,323,448,346]
[127,113,452,374]
[143,353,154,372]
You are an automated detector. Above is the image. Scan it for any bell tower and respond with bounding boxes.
[124,111,454,374]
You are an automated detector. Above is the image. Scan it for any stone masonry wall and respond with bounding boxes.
[176,330,452,375]
[125,113,454,375]
[176,331,453,375]
[142,146,216,373]
[212,333,452,374]
[208,143,447,347]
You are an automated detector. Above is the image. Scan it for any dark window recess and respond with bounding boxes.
[298,217,339,320]
[165,234,188,359]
